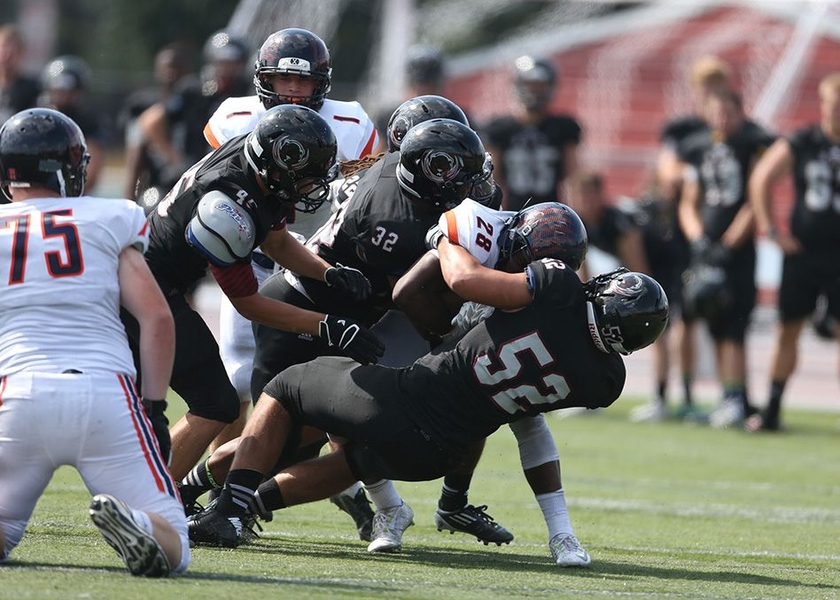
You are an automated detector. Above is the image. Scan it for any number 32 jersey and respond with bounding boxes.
[399,258,626,449]
[0,197,148,377]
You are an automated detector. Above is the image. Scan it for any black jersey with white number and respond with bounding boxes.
[145,134,293,294]
[678,120,776,241]
[483,114,582,210]
[398,259,625,452]
[301,152,440,320]
[788,124,840,254]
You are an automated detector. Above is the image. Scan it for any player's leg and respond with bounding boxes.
[82,374,189,577]
[0,375,58,564]
[432,438,514,545]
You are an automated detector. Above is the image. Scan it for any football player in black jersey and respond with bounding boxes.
[483,55,582,211]
[180,116,496,553]
[650,55,733,421]
[121,104,383,482]
[747,73,840,432]
[186,248,667,561]
[677,87,777,428]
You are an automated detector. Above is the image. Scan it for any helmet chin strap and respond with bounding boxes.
[586,302,610,354]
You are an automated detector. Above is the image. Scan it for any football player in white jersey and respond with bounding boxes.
[200,27,384,538]
[0,108,189,576]
[394,200,595,567]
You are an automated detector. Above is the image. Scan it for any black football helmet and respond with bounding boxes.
[243,104,338,213]
[254,28,332,111]
[406,44,445,87]
[0,108,90,199]
[40,55,91,92]
[513,55,557,111]
[387,95,469,152]
[396,118,492,212]
[498,202,588,270]
[585,268,669,355]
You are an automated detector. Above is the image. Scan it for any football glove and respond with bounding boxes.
[324,264,372,301]
[142,399,171,465]
[445,301,495,340]
[318,315,385,365]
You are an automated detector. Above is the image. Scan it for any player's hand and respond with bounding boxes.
[319,315,385,365]
[324,264,372,301]
[143,399,171,465]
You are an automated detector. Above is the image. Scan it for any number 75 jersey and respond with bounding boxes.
[0,196,147,376]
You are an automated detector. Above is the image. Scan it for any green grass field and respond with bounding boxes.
[3,396,839,599]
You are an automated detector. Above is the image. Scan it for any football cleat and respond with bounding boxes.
[434,504,514,546]
[549,534,592,568]
[367,502,414,553]
[89,494,170,577]
[708,399,745,428]
[187,506,245,548]
[330,488,375,542]
[630,401,668,423]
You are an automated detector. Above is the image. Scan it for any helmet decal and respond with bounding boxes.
[276,56,312,73]
[271,136,309,171]
[421,150,463,185]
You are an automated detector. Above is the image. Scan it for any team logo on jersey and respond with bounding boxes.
[272,136,309,171]
[421,150,463,185]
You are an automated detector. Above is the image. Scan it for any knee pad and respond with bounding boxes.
[508,415,559,470]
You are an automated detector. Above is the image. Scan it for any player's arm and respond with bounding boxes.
[749,137,793,237]
[260,227,332,281]
[616,225,651,274]
[393,250,463,339]
[138,102,182,168]
[677,164,704,242]
[438,237,533,310]
[118,246,175,401]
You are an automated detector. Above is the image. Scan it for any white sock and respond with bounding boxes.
[339,481,363,498]
[536,489,573,541]
[364,479,402,511]
[130,508,154,537]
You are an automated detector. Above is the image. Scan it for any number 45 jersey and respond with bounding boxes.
[0,197,148,377]
[399,258,626,448]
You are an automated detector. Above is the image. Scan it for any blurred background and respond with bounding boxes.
[1,0,837,406]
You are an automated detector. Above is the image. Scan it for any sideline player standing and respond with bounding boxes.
[0,108,189,576]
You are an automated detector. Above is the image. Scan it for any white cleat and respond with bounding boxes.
[367,502,414,553]
[708,399,744,429]
[549,534,592,568]
[630,401,668,423]
[89,494,170,577]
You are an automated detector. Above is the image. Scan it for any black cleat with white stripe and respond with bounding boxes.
[434,504,514,546]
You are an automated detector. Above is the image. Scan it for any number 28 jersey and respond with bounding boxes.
[437,199,515,267]
[0,197,148,377]
[398,258,626,451]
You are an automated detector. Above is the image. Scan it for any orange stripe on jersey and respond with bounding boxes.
[0,376,5,407]
[203,123,222,149]
[119,376,166,493]
[360,129,377,158]
[138,221,149,236]
[445,211,460,245]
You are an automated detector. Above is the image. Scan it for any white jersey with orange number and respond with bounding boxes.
[0,197,148,377]
[438,199,516,268]
[203,95,380,161]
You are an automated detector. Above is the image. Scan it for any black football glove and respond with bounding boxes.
[142,399,171,465]
[324,264,372,301]
[319,315,385,365]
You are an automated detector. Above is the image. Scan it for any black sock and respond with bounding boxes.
[255,478,286,512]
[216,469,263,516]
[439,476,471,512]
[764,380,787,422]
[682,375,694,406]
[656,381,667,405]
[181,459,216,491]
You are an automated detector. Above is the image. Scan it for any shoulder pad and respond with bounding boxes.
[186,190,256,267]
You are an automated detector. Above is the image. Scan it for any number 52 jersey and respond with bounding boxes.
[0,197,148,377]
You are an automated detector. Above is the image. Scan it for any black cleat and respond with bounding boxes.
[330,488,375,542]
[434,504,514,546]
[187,506,245,548]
